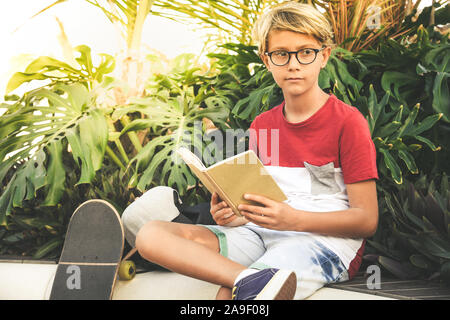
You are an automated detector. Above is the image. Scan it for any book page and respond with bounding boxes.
[177,147,219,196]
[176,147,206,171]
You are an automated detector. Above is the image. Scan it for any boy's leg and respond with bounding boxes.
[137,222,297,300]
[247,229,349,300]
[216,286,232,300]
[135,220,246,289]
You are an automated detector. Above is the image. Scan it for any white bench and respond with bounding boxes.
[0,262,393,300]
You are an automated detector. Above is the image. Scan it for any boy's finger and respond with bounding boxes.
[242,211,270,226]
[238,204,269,216]
[223,210,235,219]
[216,201,228,211]
[211,193,221,206]
[211,201,228,216]
[220,210,236,225]
[243,194,274,206]
[213,208,232,222]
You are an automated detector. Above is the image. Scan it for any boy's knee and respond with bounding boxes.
[135,220,155,250]
[135,220,168,258]
[122,186,182,247]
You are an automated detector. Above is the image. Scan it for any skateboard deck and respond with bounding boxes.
[50,200,124,300]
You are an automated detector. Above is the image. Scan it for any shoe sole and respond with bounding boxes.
[255,270,297,300]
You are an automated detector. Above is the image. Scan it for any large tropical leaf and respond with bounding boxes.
[0,83,109,225]
[6,45,114,94]
[116,92,229,195]
[321,48,363,104]
[421,44,450,122]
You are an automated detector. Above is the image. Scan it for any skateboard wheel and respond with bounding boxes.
[119,260,136,280]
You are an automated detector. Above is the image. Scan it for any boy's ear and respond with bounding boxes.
[320,46,332,69]
[260,53,272,72]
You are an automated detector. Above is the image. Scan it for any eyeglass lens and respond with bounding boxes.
[270,48,319,66]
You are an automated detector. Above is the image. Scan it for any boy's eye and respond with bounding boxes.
[274,51,289,57]
[300,49,314,56]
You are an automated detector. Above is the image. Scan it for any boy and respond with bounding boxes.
[126,2,379,300]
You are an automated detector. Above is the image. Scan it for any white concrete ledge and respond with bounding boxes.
[0,262,393,300]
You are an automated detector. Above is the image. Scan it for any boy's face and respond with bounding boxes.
[262,30,331,98]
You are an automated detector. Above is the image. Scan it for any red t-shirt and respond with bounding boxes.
[248,94,378,277]
[249,94,378,185]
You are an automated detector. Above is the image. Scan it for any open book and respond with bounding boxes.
[176,147,287,217]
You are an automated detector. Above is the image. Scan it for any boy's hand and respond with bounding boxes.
[210,192,238,226]
[238,194,296,231]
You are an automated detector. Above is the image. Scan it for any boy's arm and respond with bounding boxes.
[238,179,378,239]
[294,179,378,238]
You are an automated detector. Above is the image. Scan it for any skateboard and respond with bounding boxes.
[50,199,135,300]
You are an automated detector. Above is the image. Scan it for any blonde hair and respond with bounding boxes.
[253,1,334,56]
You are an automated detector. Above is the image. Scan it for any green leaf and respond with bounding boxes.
[398,150,419,174]
[422,236,450,259]
[0,178,15,226]
[127,92,229,195]
[408,144,422,151]
[440,261,450,285]
[395,103,420,138]
[2,231,25,244]
[65,108,108,185]
[380,148,403,184]
[409,254,433,270]
[11,151,47,207]
[12,214,60,230]
[407,113,443,136]
[415,135,440,151]
[25,55,79,74]
[43,140,66,206]
[6,72,48,94]
[318,68,331,89]
[432,71,449,122]
[79,109,108,171]
[5,45,115,95]
[120,119,153,135]
[67,126,94,185]
[33,238,63,259]
[74,45,94,77]
[381,71,419,102]
[424,193,446,234]
[403,206,427,231]
[394,105,403,122]
[375,121,401,137]
[378,256,418,280]
[0,104,35,140]
[95,54,116,82]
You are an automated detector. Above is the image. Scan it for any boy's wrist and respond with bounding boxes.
[290,207,307,232]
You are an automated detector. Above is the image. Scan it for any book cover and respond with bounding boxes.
[176,147,287,217]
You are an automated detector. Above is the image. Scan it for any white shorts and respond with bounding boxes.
[203,223,349,300]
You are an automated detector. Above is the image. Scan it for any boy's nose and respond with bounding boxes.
[287,54,302,70]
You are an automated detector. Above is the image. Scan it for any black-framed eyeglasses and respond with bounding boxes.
[264,47,325,66]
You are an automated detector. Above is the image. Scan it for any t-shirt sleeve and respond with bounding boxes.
[339,110,378,184]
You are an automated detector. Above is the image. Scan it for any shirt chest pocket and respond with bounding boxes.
[304,161,341,195]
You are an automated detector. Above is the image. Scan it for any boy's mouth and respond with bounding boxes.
[286,77,304,81]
